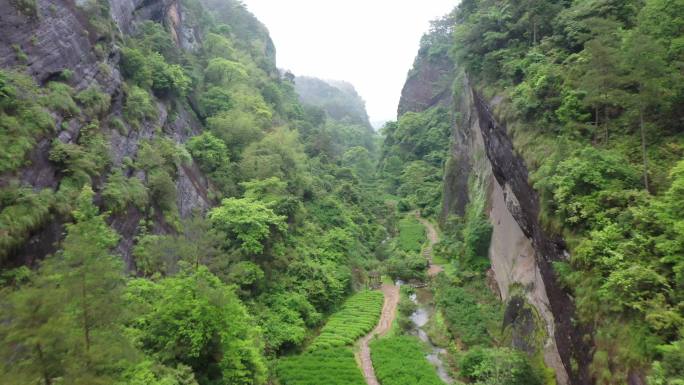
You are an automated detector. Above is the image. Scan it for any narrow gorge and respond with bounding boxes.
[1,1,683,385]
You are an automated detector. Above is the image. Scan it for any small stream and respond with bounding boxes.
[402,284,454,384]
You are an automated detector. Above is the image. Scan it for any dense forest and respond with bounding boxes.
[1,0,683,385]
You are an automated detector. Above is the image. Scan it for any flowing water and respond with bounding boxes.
[407,287,454,384]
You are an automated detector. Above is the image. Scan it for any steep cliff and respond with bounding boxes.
[397,37,592,385]
[0,0,275,267]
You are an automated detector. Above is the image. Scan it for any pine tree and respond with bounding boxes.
[44,186,129,383]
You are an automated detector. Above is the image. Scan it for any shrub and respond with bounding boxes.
[124,85,156,128]
[75,84,111,116]
[459,347,542,385]
[199,86,232,116]
[434,279,501,348]
[120,47,190,96]
[148,52,191,96]
[0,100,53,173]
[43,82,79,117]
[0,187,54,261]
[187,132,234,192]
[120,47,153,87]
[102,169,148,213]
[186,132,230,174]
[204,58,247,86]
[386,251,428,282]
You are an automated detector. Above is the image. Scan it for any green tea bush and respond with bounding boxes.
[308,290,383,350]
[370,336,444,385]
[397,215,425,253]
[277,348,365,385]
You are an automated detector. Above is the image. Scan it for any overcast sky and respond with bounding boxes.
[240,0,457,126]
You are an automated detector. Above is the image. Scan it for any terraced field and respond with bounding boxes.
[370,336,445,385]
[277,347,366,385]
[309,290,384,350]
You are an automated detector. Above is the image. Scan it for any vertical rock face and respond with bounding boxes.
[1,0,212,267]
[0,0,102,86]
[397,50,454,117]
[398,48,593,383]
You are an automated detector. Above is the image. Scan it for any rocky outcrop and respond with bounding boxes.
[396,37,593,381]
[397,51,454,116]
[1,0,212,267]
[441,73,593,385]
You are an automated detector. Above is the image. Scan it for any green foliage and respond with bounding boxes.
[258,292,321,353]
[118,360,199,385]
[204,58,248,86]
[125,265,267,385]
[43,82,79,117]
[0,187,54,261]
[537,146,641,228]
[370,336,444,385]
[380,107,451,214]
[186,131,234,193]
[124,85,156,129]
[308,290,384,350]
[0,70,54,173]
[132,216,224,278]
[239,128,309,194]
[386,251,428,282]
[134,137,189,227]
[209,197,286,254]
[199,86,233,116]
[1,186,133,384]
[449,0,684,380]
[75,84,111,116]
[397,215,425,253]
[434,277,501,347]
[459,347,543,385]
[102,169,149,213]
[277,348,365,385]
[0,2,394,385]
[294,77,372,128]
[397,288,418,332]
[120,23,190,96]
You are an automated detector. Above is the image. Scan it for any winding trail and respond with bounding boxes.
[355,213,443,385]
[356,283,400,385]
[415,212,443,276]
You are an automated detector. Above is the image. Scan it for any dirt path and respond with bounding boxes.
[356,283,400,385]
[415,212,443,276]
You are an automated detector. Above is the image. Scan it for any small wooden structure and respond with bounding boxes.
[368,271,381,289]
